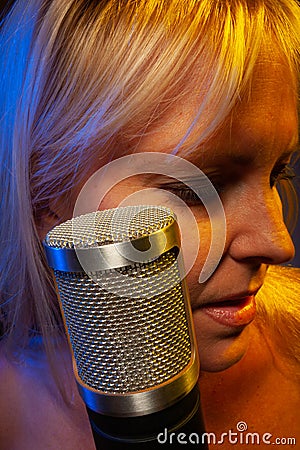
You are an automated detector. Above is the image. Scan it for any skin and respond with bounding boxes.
[199,322,300,447]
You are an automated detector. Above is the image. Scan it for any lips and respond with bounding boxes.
[195,291,259,328]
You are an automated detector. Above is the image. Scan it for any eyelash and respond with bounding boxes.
[162,183,223,205]
[163,164,297,204]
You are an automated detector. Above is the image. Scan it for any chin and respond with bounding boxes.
[194,322,252,373]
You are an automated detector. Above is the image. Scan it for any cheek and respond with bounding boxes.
[91,178,216,292]
[99,183,215,274]
[97,179,139,210]
[183,211,212,289]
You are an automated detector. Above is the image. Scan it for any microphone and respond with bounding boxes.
[43,205,208,448]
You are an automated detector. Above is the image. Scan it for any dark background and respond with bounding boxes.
[1,0,299,267]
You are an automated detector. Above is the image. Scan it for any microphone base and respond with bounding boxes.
[87,385,209,449]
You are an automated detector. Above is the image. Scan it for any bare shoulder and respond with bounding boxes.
[0,342,95,450]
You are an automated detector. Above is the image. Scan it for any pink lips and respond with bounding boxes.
[200,295,257,327]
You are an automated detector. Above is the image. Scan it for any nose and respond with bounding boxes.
[228,188,295,265]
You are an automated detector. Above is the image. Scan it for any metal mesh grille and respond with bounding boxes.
[55,247,192,393]
[45,206,175,249]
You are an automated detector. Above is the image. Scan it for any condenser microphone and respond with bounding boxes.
[43,205,208,448]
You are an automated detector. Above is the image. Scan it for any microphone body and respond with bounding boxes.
[43,206,208,448]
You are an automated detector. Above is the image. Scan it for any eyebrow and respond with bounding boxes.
[229,149,297,166]
[178,134,300,166]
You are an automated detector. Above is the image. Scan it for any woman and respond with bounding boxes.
[0,0,299,448]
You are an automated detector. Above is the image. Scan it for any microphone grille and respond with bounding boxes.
[44,206,175,249]
[54,249,191,394]
[45,206,193,395]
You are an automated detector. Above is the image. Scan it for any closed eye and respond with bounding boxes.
[159,178,224,206]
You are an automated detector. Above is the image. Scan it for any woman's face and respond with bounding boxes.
[50,51,299,372]
[100,52,298,372]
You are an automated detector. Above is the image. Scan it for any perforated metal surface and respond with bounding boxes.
[46,206,192,394]
[45,206,175,249]
[55,248,191,393]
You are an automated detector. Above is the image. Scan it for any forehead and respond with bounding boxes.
[133,52,298,161]
[226,55,298,157]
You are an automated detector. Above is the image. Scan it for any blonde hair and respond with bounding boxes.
[256,265,300,375]
[0,0,299,358]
